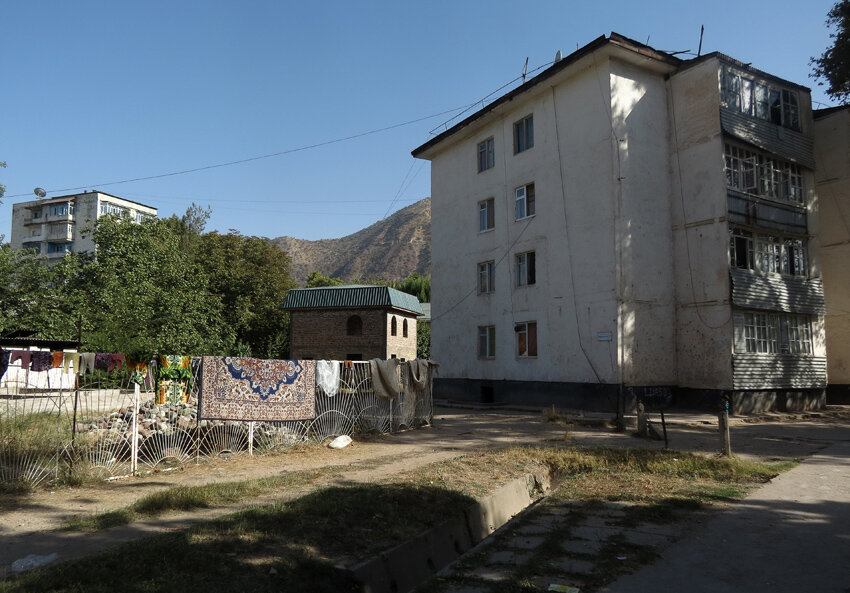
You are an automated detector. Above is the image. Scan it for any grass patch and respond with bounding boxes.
[6,444,797,593]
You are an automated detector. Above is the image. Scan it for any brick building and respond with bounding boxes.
[281,285,424,361]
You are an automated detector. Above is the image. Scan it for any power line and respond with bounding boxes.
[4,105,474,200]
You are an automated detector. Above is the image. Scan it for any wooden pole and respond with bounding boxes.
[719,394,732,456]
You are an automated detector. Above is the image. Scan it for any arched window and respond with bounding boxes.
[403,318,408,338]
[347,315,363,336]
[391,316,398,336]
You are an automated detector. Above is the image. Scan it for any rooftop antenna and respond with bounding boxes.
[697,25,704,57]
[522,57,529,82]
[33,187,46,199]
[555,49,562,62]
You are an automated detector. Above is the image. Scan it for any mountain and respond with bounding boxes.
[273,197,431,284]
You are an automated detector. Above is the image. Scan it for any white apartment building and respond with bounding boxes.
[413,33,826,414]
[814,106,850,404]
[10,191,157,260]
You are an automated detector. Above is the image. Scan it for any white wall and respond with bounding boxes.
[814,109,850,384]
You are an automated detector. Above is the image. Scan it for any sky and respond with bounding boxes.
[0,1,840,241]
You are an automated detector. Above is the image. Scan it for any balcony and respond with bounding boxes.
[23,215,44,226]
[46,225,74,242]
[46,212,75,223]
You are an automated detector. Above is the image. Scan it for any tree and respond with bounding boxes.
[193,231,297,358]
[305,271,344,288]
[0,161,6,205]
[812,1,850,104]
[78,215,232,357]
[416,320,430,359]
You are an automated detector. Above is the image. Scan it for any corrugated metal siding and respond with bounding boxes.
[730,269,825,315]
[733,354,827,389]
[281,286,424,315]
[720,109,815,169]
[727,192,807,235]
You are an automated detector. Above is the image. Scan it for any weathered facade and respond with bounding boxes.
[10,191,157,260]
[413,33,826,413]
[814,106,850,403]
[282,285,423,361]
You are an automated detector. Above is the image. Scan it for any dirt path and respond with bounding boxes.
[2,407,848,576]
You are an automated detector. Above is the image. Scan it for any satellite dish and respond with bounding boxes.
[34,188,46,199]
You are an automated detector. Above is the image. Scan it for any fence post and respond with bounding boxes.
[131,381,140,475]
[248,421,255,456]
[719,394,732,457]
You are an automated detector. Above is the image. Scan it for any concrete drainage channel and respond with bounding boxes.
[336,471,553,593]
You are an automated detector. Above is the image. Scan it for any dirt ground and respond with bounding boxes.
[2,406,849,575]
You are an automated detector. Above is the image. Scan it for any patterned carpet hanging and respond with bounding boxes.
[199,357,316,421]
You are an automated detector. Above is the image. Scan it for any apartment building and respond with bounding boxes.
[412,33,826,413]
[10,191,157,260]
[814,105,850,403]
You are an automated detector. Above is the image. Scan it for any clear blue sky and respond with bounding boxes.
[0,0,838,241]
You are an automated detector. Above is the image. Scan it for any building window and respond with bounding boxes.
[478,325,496,358]
[515,183,535,220]
[47,242,73,254]
[515,321,537,357]
[729,228,807,277]
[478,261,495,294]
[100,203,129,217]
[514,114,534,153]
[477,137,495,172]
[721,68,800,131]
[391,316,397,336]
[49,203,75,216]
[725,143,803,205]
[403,319,408,338]
[479,198,495,232]
[32,209,42,219]
[516,251,536,286]
[347,315,363,336]
[739,312,812,355]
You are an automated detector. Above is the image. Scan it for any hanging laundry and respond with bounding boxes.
[316,360,341,397]
[30,351,52,372]
[156,355,192,405]
[10,351,32,369]
[125,357,151,387]
[78,353,96,375]
[94,353,112,371]
[110,354,125,371]
[0,350,9,380]
[51,351,64,368]
[405,359,431,390]
[62,352,80,375]
[368,358,401,400]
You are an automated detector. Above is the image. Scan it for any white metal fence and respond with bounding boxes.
[0,358,434,488]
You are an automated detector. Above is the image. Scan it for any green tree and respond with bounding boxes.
[194,231,296,358]
[78,215,231,357]
[416,320,430,359]
[813,1,850,104]
[0,161,6,204]
[305,271,344,288]
[0,245,80,339]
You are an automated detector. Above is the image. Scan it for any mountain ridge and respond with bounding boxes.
[273,197,431,284]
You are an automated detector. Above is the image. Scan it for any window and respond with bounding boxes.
[479,198,495,232]
[515,321,537,357]
[729,228,807,277]
[346,315,363,336]
[721,68,800,131]
[516,251,536,286]
[402,319,408,338]
[515,183,535,220]
[739,312,812,355]
[47,242,73,254]
[725,143,803,204]
[99,203,129,217]
[32,209,42,219]
[514,114,534,153]
[391,316,397,336]
[478,261,495,294]
[477,137,495,172]
[49,203,75,216]
[478,325,496,358]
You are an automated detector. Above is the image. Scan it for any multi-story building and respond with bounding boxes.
[10,191,157,261]
[413,33,826,413]
[814,105,850,403]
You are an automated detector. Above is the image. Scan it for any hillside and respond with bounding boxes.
[273,197,431,284]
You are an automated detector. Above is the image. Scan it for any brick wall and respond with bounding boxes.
[290,308,418,361]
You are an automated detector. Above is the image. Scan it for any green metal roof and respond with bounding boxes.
[281,285,424,315]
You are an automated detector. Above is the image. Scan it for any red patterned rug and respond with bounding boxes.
[199,357,316,421]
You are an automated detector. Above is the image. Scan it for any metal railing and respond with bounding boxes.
[0,358,434,488]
